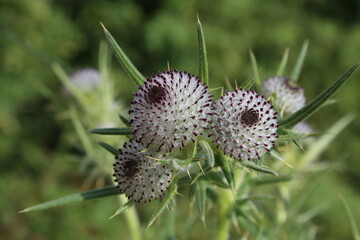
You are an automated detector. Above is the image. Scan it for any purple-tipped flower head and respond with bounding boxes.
[261,76,306,114]
[211,89,279,161]
[113,139,173,203]
[129,70,214,153]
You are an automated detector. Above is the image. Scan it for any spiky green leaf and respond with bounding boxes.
[198,171,229,189]
[240,75,256,90]
[197,16,209,85]
[235,195,274,206]
[277,129,314,142]
[215,153,235,190]
[241,161,279,176]
[20,186,120,213]
[109,200,135,219]
[206,187,219,204]
[195,180,207,224]
[339,195,360,240]
[52,63,85,105]
[118,113,131,127]
[249,50,261,88]
[88,127,133,135]
[253,176,292,185]
[269,149,284,162]
[291,40,309,81]
[198,140,214,168]
[100,23,145,86]
[224,77,235,92]
[97,141,119,156]
[69,106,94,155]
[300,114,354,164]
[276,48,290,76]
[297,204,328,224]
[147,184,178,228]
[234,210,259,235]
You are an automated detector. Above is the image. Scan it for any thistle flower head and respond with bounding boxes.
[293,121,314,134]
[129,70,214,153]
[63,68,101,94]
[261,76,306,114]
[211,89,279,161]
[113,139,173,203]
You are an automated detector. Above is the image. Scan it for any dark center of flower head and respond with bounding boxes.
[284,78,302,92]
[241,108,259,127]
[123,160,140,178]
[147,86,166,104]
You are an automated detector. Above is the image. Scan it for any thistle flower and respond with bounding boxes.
[261,76,306,114]
[129,70,214,153]
[211,89,278,161]
[113,139,173,203]
[293,121,314,134]
[63,68,101,94]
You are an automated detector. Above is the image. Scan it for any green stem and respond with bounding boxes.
[117,193,142,240]
[216,188,234,240]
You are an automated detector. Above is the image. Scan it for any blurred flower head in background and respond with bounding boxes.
[62,68,102,95]
[261,76,306,114]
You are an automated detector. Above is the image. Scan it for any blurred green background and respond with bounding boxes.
[1,0,359,239]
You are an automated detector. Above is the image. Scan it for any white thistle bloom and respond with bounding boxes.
[293,121,314,134]
[261,76,306,114]
[129,70,214,153]
[113,139,173,203]
[211,89,279,161]
[63,68,101,94]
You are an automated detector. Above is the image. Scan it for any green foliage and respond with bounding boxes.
[20,186,120,213]
[197,17,209,85]
[249,50,261,88]
[147,184,178,228]
[198,140,214,168]
[276,48,289,76]
[215,152,235,190]
[88,127,134,135]
[97,141,120,156]
[339,195,360,240]
[195,180,207,223]
[101,23,146,86]
[1,1,360,239]
[240,74,256,90]
[109,200,135,219]
[241,161,279,177]
[290,40,309,81]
